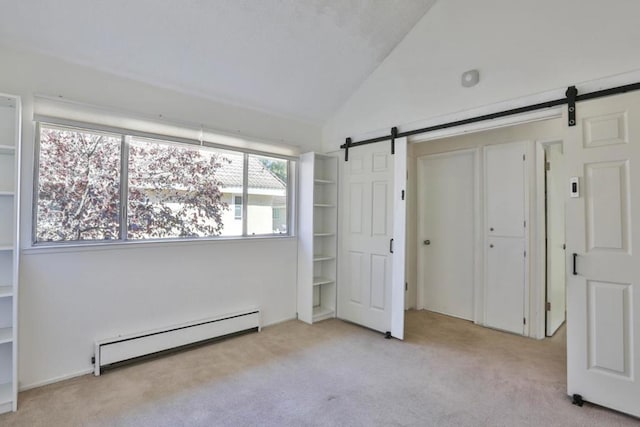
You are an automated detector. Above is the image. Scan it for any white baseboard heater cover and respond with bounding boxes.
[94,308,261,375]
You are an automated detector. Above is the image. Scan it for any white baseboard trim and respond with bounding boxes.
[20,368,94,392]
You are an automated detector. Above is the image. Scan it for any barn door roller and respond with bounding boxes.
[566,86,578,126]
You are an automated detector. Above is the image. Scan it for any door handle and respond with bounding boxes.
[423,239,431,245]
[572,253,578,276]
[390,238,394,254]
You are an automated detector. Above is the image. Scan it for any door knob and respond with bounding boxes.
[423,239,431,245]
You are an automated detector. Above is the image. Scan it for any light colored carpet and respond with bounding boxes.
[1,310,637,426]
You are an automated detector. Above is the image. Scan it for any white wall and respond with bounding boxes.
[20,239,296,388]
[0,43,318,389]
[323,0,640,150]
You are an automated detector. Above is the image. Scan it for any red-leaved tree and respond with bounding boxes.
[37,127,230,242]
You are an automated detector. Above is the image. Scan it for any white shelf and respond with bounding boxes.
[0,328,12,344]
[0,145,15,155]
[0,93,19,414]
[0,382,12,405]
[313,277,335,286]
[313,306,335,322]
[314,178,335,185]
[298,152,338,325]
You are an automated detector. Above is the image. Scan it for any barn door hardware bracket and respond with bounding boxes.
[390,127,398,155]
[385,331,392,339]
[572,394,584,407]
[344,137,352,162]
[566,86,578,126]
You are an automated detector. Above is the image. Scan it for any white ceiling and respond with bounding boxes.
[0,0,436,123]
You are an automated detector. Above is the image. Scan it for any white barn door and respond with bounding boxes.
[338,139,406,339]
[565,91,640,417]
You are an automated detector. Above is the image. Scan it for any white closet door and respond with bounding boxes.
[486,237,525,334]
[418,150,475,320]
[485,142,526,238]
[484,141,527,334]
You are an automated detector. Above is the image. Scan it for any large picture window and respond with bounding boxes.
[35,123,292,244]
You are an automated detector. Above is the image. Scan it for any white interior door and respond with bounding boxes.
[484,141,527,335]
[418,150,475,320]
[545,143,566,336]
[338,139,406,338]
[566,91,640,417]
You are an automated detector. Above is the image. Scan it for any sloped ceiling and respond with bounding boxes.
[0,0,436,123]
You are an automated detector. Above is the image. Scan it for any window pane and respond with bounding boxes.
[127,137,243,239]
[247,155,288,235]
[36,125,121,242]
[234,196,242,220]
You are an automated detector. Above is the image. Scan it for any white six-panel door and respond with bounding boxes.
[565,91,640,417]
[338,140,406,338]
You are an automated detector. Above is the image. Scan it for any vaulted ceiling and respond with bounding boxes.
[0,0,436,123]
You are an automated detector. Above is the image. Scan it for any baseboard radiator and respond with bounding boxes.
[94,308,261,375]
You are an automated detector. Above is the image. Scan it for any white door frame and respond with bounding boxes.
[416,148,482,323]
[534,139,564,339]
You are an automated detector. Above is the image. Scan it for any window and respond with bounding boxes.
[36,125,121,242]
[234,196,243,220]
[247,154,288,235]
[35,123,292,244]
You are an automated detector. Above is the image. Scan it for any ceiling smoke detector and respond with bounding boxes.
[461,69,480,87]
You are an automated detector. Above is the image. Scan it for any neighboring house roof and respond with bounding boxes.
[216,156,286,191]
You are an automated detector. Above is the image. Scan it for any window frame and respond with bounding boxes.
[33,120,295,246]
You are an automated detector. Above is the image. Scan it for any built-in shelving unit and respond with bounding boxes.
[0,93,20,414]
[297,152,338,324]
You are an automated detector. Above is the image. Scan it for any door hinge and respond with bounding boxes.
[524,250,527,257]
[524,220,526,228]
[405,282,408,291]
[91,356,95,365]
[523,317,527,325]
[523,154,526,161]
[546,302,551,311]
[401,190,405,200]
[546,161,551,171]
